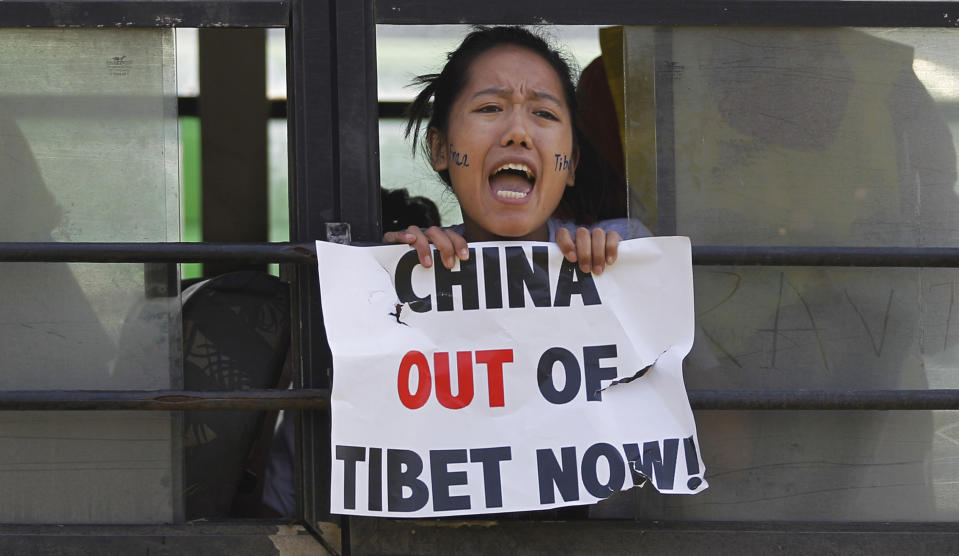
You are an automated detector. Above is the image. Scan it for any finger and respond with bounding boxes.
[382,230,417,245]
[405,225,433,268]
[605,230,621,266]
[424,226,457,269]
[445,229,470,261]
[555,227,576,262]
[575,227,592,274]
[591,228,606,276]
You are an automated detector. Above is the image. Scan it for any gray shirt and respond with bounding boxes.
[449,217,651,241]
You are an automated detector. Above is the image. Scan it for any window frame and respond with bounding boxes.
[2,0,959,552]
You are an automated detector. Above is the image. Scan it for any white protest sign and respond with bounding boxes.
[317,237,705,518]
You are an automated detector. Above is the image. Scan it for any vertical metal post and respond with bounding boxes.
[333,2,382,241]
[287,0,380,542]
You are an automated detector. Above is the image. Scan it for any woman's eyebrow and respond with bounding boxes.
[472,87,563,105]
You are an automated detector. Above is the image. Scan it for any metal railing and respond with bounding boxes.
[7,241,959,411]
[9,242,959,266]
[0,388,957,411]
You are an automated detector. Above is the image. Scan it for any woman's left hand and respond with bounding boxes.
[555,227,621,276]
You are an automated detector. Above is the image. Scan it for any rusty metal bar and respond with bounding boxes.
[0,389,329,411]
[5,243,959,267]
[691,246,959,268]
[0,388,958,411]
[0,242,316,263]
[688,389,959,410]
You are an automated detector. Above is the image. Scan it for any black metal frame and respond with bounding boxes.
[11,242,959,267]
[6,0,959,28]
[0,388,957,411]
[0,0,288,27]
[286,0,381,531]
[374,0,959,26]
[2,0,959,552]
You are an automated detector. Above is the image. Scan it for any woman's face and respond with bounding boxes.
[430,45,577,241]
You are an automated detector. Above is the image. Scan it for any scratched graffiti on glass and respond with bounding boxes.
[612,26,959,523]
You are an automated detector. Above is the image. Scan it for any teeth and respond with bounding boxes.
[494,162,534,181]
[496,190,529,199]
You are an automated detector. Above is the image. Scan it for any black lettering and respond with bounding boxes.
[584,344,618,401]
[395,250,431,312]
[581,443,626,499]
[684,436,703,489]
[536,447,579,503]
[683,436,700,475]
[335,445,366,510]
[434,248,479,311]
[623,439,679,490]
[430,449,471,511]
[368,447,383,511]
[554,258,602,306]
[387,449,430,512]
[506,246,550,308]
[482,247,503,309]
[537,347,581,405]
[621,442,647,486]
[470,447,511,509]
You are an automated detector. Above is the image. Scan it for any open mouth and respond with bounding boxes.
[489,163,535,201]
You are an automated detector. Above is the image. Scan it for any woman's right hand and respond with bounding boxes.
[383,225,469,269]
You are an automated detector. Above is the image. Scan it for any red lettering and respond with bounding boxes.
[476,349,513,407]
[434,351,475,409]
[397,349,514,409]
[397,350,431,409]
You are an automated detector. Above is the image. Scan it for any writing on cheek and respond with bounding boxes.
[449,144,470,167]
[554,153,571,172]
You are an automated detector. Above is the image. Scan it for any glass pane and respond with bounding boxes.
[268,118,288,277]
[269,119,290,243]
[616,26,959,521]
[379,118,463,227]
[175,28,199,97]
[0,29,180,523]
[267,28,286,100]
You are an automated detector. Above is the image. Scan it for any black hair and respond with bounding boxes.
[406,25,623,226]
[381,187,442,232]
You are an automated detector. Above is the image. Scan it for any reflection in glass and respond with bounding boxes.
[0,29,179,523]
[613,26,959,521]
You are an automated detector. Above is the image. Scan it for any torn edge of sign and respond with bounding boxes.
[629,466,650,489]
[597,348,667,396]
[596,349,661,490]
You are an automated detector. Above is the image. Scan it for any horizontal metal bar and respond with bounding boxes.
[690,246,959,267]
[378,100,409,119]
[178,97,288,119]
[0,0,288,28]
[179,98,430,120]
[1,0,957,28]
[688,389,959,410]
[0,242,316,263]
[0,389,329,411]
[376,0,959,27]
[350,518,959,555]
[216,99,959,123]
[0,388,957,411]
[178,98,406,121]
[7,243,959,268]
